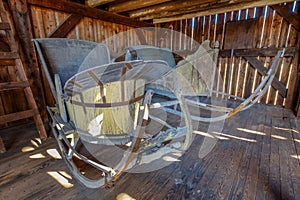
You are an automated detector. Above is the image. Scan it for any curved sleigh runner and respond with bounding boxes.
[33,38,283,188]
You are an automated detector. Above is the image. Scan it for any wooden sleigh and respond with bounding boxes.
[33,38,283,188]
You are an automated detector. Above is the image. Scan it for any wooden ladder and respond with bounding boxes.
[0,1,47,152]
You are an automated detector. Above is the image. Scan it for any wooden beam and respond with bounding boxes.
[219,47,296,57]
[285,50,299,109]
[271,4,299,31]
[140,0,230,21]
[244,56,287,97]
[85,0,115,7]
[28,0,154,28]
[0,109,36,123]
[48,14,83,38]
[0,81,29,90]
[177,47,296,58]
[0,52,18,59]
[129,0,216,18]
[153,0,296,24]
[108,0,171,13]
[0,59,15,66]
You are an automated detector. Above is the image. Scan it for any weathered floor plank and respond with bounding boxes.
[0,104,300,200]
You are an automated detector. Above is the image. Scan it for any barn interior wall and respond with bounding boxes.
[0,1,299,128]
[157,2,299,111]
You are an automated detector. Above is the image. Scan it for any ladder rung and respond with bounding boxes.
[0,81,29,90]
[0,52,19,60]
[0,23,10,30]
[0,59,15,66]
[0,109,38,123]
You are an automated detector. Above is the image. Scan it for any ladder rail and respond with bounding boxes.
[0,1,47,152]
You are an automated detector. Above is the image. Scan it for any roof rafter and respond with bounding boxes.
[153,0,296,24]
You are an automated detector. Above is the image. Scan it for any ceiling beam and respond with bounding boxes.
[85,0,116,7]
[140,0,230,21]
[108,0,171,13]
[28,0,154,28]
[153,0,296,24]
[129,0,216,18]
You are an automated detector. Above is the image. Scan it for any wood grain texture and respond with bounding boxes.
[27,0,154,28]
[1,103,300,199]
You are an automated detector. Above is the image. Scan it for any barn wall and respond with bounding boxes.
[158,2,299,111]
[0,1,299,128]
[29,5,158,107]
[0,0,156,127]
[30,6,156,57]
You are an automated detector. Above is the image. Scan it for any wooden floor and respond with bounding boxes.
[0,104,300,200]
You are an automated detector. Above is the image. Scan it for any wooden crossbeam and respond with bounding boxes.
[0,109,37,123]
[0,52,19,60]
[135,29,148,45]
[219,47,296,57]
[244,56,287,97]
[48,14,83,38]
[28,0,154,28]
[0,59,15,66]
[272,4,299,31]
[0,81,29,90]
[175,47,296,59]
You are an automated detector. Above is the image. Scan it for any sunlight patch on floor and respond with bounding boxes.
[47,171,74,188]
[213,132,257,142]
[274,126,299,133]
[291,155,300,160]
[271,134,287,140]
[29,153,45,159]
[30,139,40,148]
[46,148,62,159]
[116,193,136,200]
[237,128,266,135]
[294,139,300,143]
[193,130,229,140]
[21,146,35,152]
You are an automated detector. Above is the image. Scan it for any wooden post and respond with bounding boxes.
[285,51,299,109]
